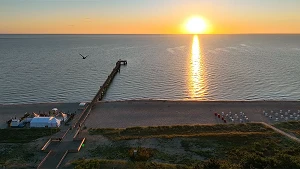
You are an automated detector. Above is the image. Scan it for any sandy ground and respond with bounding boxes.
[1,100,299,129]
[0,103,79,128]
[84,100,300,128]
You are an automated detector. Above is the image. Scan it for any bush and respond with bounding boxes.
[202,158,221,169]
[129,147,156,162]
[73,159,101,169]
[240,153,268,169]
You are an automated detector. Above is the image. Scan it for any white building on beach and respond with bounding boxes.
[30,117,61,128]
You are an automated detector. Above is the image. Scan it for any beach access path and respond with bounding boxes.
[260,122,300,143]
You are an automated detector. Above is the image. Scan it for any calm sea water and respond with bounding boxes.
[0,34,300,104]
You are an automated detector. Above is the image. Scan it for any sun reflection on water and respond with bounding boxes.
[188,35,207,99]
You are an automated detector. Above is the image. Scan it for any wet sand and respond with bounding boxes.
[0,103,79,128]
[85,100,300,128]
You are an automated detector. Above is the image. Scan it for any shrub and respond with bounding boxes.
[129,147,156,162]
[202,158,221,169]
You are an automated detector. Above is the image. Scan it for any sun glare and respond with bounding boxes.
[185,17,208,34]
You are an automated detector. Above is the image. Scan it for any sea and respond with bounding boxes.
[0,34,299,104]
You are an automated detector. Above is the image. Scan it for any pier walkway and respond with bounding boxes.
[73,60,127,130]
[37,60,127,169]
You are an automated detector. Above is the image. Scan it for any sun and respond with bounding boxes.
[185,17,208,34]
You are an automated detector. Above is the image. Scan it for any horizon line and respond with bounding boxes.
[1,33,300,35]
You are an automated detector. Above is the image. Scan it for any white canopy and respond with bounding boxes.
[30,117,60,128]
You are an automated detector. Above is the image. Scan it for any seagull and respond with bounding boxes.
[79,53,89,59]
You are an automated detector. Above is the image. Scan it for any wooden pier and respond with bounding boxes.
[73,60,127,130]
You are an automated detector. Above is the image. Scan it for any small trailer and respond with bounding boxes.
[78,102,88,110]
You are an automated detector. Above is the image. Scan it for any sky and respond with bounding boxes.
[0,0,300,34]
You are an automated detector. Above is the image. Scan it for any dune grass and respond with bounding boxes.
[72,159,189,169]
[0,128,60,143]
[0,144,36,167]
[76,133,300,169]
[88,123,272,140]
[83,123,300,168]
[273,121,300,138]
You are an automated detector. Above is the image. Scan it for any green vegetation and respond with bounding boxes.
[90,145,156,162]
[77,124,300,169]
[0,128,60,143]
[72,159,191,169]
[89,123,271,140]
[0,144,36,168]
[273,121,300,138]
[90,145,130,160]
[128,147,156,161]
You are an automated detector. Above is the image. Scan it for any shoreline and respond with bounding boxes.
[1,99,300,106]
[101,99,300,103]
[0,101,81,106]
[1,100,299,129]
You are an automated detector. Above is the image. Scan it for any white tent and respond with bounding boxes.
[30,117,61,128]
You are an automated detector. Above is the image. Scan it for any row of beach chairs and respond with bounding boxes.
[214,111,250,123]
[263,110,300,122]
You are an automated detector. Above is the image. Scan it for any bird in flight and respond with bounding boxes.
[79,53,89,59]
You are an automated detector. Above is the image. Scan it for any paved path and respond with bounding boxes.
[38,128,84,169]
[38,151,65,169]
[260,122,300,143]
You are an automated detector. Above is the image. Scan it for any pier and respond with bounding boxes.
[38,60,127,169]
[73,60,127,130]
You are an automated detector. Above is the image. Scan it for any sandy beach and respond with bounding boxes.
[0,103,79,128]
[1,100,299,129]
[84,100,300,128]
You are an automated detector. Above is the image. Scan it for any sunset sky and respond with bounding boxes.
[1,0,300,34]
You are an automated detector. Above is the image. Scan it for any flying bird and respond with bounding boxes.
[79,53,89,59]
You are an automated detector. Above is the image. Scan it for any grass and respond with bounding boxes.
[88,123,272,140]
[72,159,192,169]
[90,145,156,162]
[273,121,300,138]
[0,144,36,167]
[0,128,60,143]
[80,124,300,169]
[89,145,130,160]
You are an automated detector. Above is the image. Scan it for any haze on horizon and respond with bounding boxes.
[1,0,300,34]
